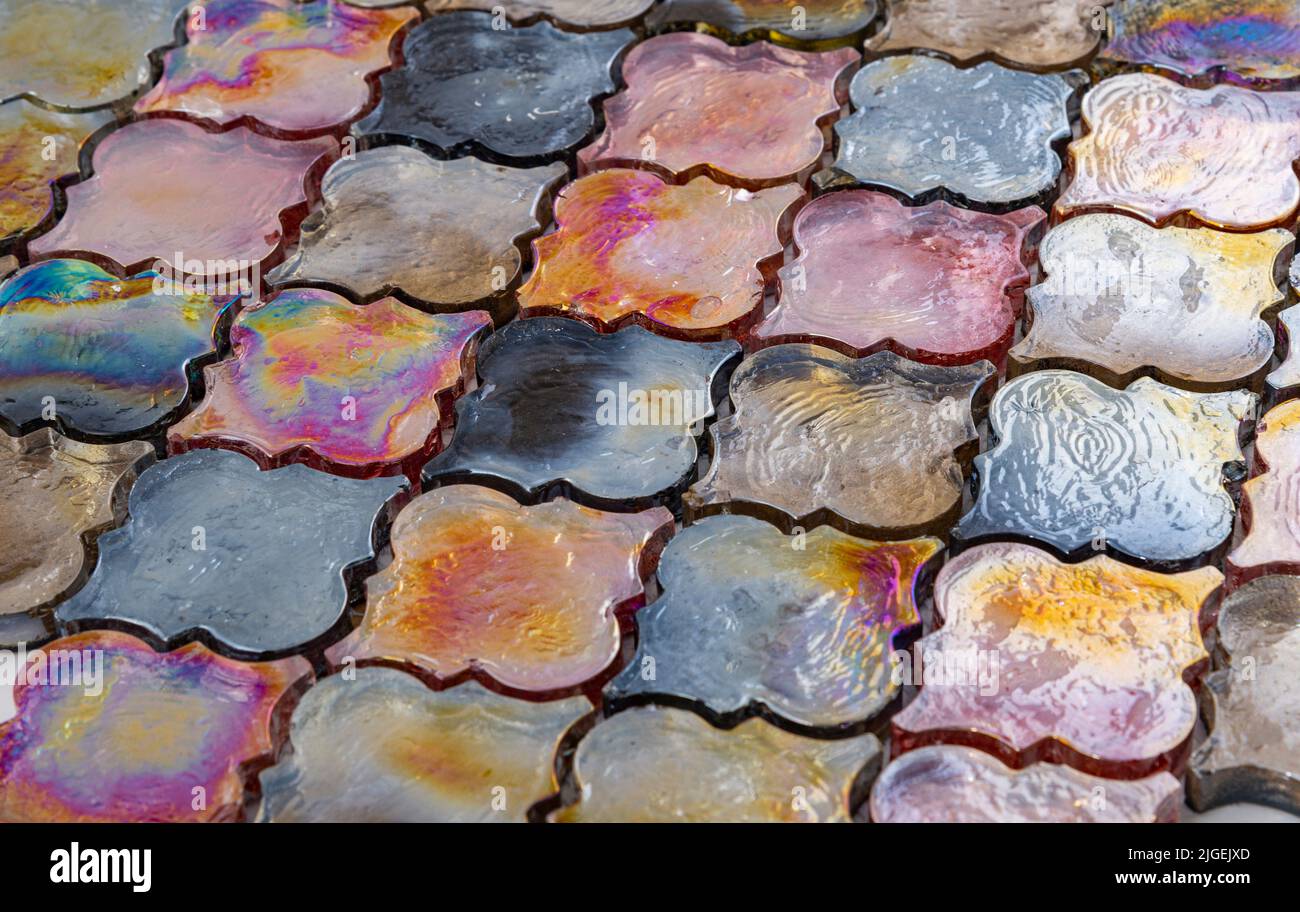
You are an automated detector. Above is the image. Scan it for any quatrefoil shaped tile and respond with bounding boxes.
[356,12,634,162]
[326,486,673,695]
[955,370,1254,567]
[578,33,857,190]
[1188,575,1300,816]
[685,345,993,538]
[1056,74,1300,231]
[259,669,587,822]
[1012,214,1290,389]
[1228,400,1300,583]
[29,118,336,276]
[892,542,1221,778]
[0,101,112,248]
[0,431,153,617]
[0,630,309,822]
[423,318,740,509]
[518,169,801,340]
[870,746,1183,823]
[269,147,565,314]
[0,0,186,110]
[752,191,1042,364]
[0,258,231,439]
[550,706,880,822]
[870,0,1106,69]
[823,56,1077,208]
[607,515,941,730]
[1097,0,1300,87]
[168,291,489,481]
[134,0,417,135]
[646,0,880,46]
[424,0,653,28]
[55,449,404,656]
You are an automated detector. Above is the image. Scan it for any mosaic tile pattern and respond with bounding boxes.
[1228,400,1300,583]
[424,0,654,28]
[646,0,880,46]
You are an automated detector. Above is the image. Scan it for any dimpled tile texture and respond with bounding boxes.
[0,630,308,822]
[269,148,566,308]
[646,0,880,44]
[753,191,1043,363]
[826,56,1076,206]
[0,431,152,616]
[0,0,185,109]
[30,119,336,275]
[686,346,992,537]
[872,0,1105,67]
[0,101,111,245]
[1056,74,1300,230]
[892,543,1221,777]
[424,318,740,507]
[956,371,1254,565]
[871,746,1184,823]
[607,515,941,729]
[259,669,586,822]
[1099,0,1300,86]
[579,33,857,189]
[551,706,879,822]
[1188,576,1300,814]
[327,486,673,693]
[168,292,489,480]
[1228,400,1300,581]
[56,450,403,656]
[0,259,229,439]
[356,13,634,160]
[517,169,801,339]
[1013,214,1290,387]
[135,0,417,135]
[424,0,654,27]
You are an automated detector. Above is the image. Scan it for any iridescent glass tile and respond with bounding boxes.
[550,706,879,822]
[0,630,309,822]
[55,450,404,656]
[1228,400,1300,583]
[424,0,653,28]
[578,33,857,189]
[0,257,14,280]
[955,370,1254,566]
[752,190,1043,364]
[607,515,941,729]
[423,318,740,509]
[326,486,673,694]
[685,346,993,538]
[646,0,880,46]
[892,542,1221,777]
[258,669,587,822]
[871,745,1183,823]
[135,0,418,135]
[1272,301,1300,399]
[1056,73,1300,230]
[517,169,801,340]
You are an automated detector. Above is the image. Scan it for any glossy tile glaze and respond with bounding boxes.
[327,486,673,694]
[423,318,740,509]
[1056,73,1300,230]
[1188,576,1300,815]
[871,746,1183,823]
[1228,400,1300,582]
[424,0,653,27]
[753,191,1042,363]
[892,542,1220,777]
[551,706,879,822]
[686,346,992,537]
[1270,302,1300,396]
[0,431,153,616]
[0,630,308,822]
[607,515,941,729]
[169,292,488,480]
[518,169,801,339]
[258,669,586,822]
[56,450,403,656]
[825,56,1076,206]
[1013,214,1289,388]
[135,0,417,135]
[30,119,336,275]
[579,33,857,189]
[646,0,880,45]
[356,12,634,160]
[269,148,565,309]
[0,259,229,438]
[956,371,1253,566]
